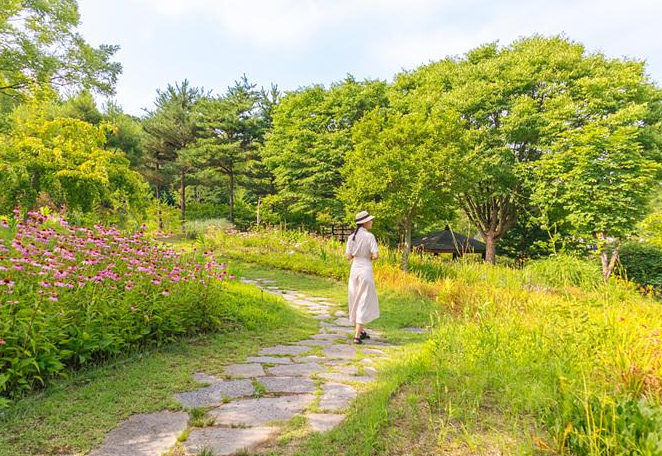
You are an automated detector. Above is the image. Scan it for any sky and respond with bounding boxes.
[77,0,662,116]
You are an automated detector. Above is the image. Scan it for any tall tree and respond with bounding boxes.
[142,80,203,232]
[340,105,456,270]
[406,36,654,264]
[525,88,662,280]
[0,0,121,102]
[192,76,264,223]
[262,76,388,226]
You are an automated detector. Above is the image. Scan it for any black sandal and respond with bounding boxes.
[360,331,370,340]
[353,337,363,345]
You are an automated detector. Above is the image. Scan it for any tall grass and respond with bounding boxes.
[205,227,662,455]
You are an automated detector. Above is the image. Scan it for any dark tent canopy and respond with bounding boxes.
[412,226,486,259]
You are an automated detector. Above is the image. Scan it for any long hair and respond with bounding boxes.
[351,223,364,241]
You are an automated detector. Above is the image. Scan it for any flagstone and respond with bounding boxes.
[89,411,188,456]
[224,363,265,378]
[208,395,315,426]
[183,426,278,456]
[259,345,311,356]
[260,376,316,394]
[266,362,324,376]
[174,379,254,408]
[318,382,357,411]
[307,413,346,432]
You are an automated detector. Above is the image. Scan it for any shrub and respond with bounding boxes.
[525,254,603,289]
[618,241,662,292]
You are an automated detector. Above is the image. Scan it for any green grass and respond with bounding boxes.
[0,288,317,456]
[208,229,662,455]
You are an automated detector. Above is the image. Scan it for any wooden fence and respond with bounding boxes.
[319,224,354,242]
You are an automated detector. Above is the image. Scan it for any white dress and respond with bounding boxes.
[345,227,380,325]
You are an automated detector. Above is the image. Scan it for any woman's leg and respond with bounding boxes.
[354,323,364,340]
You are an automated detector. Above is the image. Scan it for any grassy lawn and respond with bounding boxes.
[235,262,543,456]
[0,285,317,456]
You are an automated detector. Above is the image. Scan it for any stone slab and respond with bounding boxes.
[174,379,254,408]
[313,314,333,320]
[259,345,311,356]
[209,394,315,426]
[224,363,265,378]
[334,310,348,317]
[267,362,323,376]
[322,345,357,360]
[319,382,357,411]
[293,355,327,363]
[183,426,278,456]
[294,339,334,347]
[307,413,346,432]
[260,376,316,394]
[89,411,188,456]
[333,317,354,327]
[245,356,292,365]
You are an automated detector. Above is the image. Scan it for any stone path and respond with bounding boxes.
[90,277,395,456]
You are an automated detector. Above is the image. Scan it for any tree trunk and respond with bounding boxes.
[401,214,412,271]
[598,233,619,281]
[256,197,261,227]
[155,185,163,231]
[228,172,235,223]
[461,190,517,266]
[180,170,186,236]
[485,231,497,265]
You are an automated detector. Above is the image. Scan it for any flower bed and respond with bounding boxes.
[0,212,237,406]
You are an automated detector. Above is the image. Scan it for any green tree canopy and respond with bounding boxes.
[0,0,121,102]
[340,102,457,269]
[262,76,388,226]
[0,95,147,217]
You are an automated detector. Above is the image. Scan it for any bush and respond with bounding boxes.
[618,241,662,291]
[525,254,603,289]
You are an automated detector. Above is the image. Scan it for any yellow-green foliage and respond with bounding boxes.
[208,227,662,455]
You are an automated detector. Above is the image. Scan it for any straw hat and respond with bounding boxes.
[355,210,375,224]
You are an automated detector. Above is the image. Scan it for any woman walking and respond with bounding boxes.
[345,211,380,344]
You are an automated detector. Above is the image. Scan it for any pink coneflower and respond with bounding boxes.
[151,278,161,285]
[0,339,5,345]
[162,290,170,296]
[48,294,58,302]
[130,306,137,311]
[0,220,8,228]
[1,278,14,288]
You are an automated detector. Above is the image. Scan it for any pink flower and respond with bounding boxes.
[0,338,5,345]
[151,278,161,285]
[162,290,169,296]
[40,281,51,288]
[1,278,14,288]
[130,306,137,311]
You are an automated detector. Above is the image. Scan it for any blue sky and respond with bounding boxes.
[77,0,662,116]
